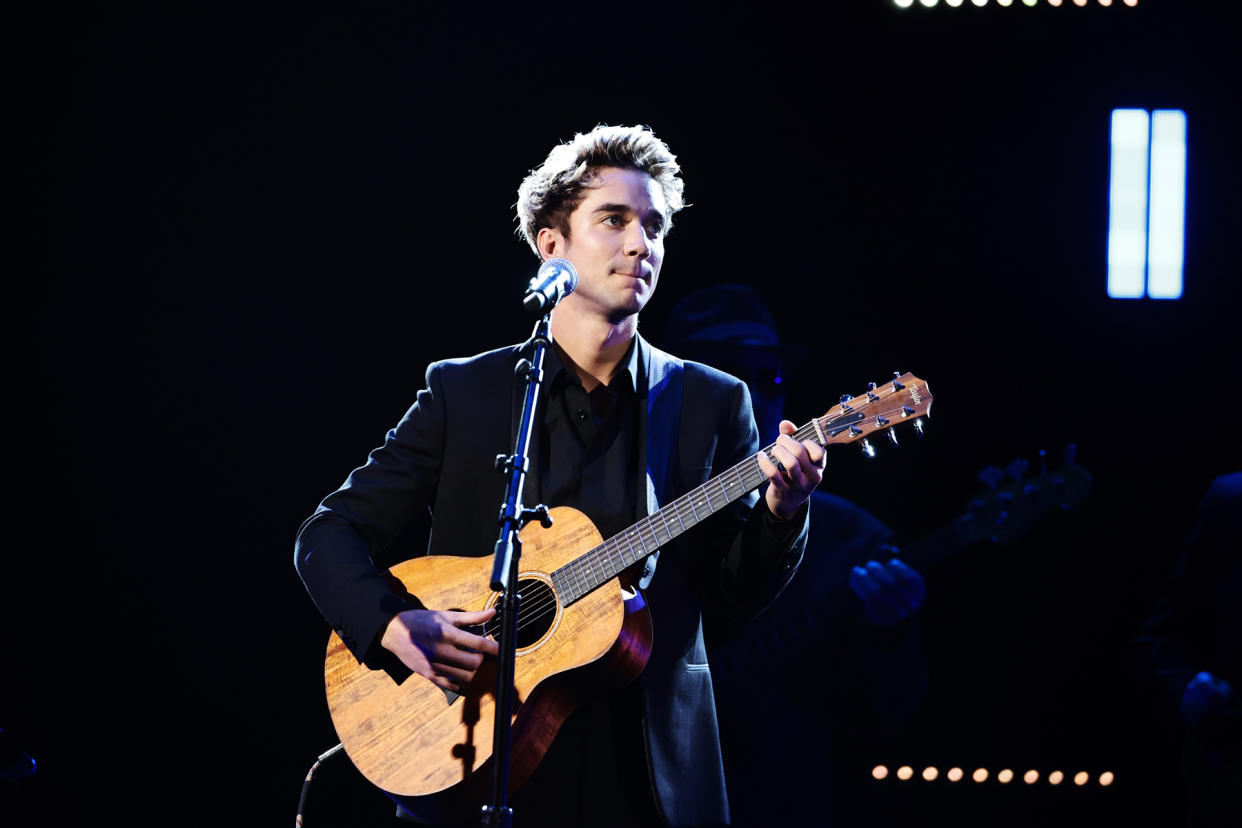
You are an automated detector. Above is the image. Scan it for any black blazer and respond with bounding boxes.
[295,335,807,825]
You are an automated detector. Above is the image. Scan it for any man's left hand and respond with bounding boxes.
[758,419,827,520]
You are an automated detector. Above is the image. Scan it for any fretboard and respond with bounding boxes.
[550,420,826,606]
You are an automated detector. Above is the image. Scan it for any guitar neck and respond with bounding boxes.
[550,373,932,606]
[551,422,821,606]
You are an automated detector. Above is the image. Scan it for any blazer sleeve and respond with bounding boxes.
[293,361,449,664]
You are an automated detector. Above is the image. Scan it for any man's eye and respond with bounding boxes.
[603,214,623,226]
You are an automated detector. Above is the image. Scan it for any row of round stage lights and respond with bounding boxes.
[872,765,1115,786]
[894,0,1139,7]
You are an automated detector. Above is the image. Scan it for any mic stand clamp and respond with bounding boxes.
[482,314,553,828]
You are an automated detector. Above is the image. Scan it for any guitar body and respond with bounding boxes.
[323,507,652,820]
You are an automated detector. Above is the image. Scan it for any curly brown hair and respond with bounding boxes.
[516,124,685,256]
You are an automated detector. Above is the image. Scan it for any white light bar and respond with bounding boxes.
[1146,110,1187,299]
[1107,109,1151,299]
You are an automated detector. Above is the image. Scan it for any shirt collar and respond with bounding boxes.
[545,335,641,393]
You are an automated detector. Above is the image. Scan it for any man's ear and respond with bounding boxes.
[536,226,562,261]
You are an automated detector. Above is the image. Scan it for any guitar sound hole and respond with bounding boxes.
[483,578,558,649]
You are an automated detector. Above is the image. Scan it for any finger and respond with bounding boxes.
[757,450,789,490]
[432,661,480,685]
[869,561,922,612]
[887,558,927,600]
[849,565,879,599]
[864,560,900,591]
[778,419,797,436]
[443,626,500,657]
[433,645,486,672]
[777,435,824,483]
[771,442,811,489]
[449,607,498,625]
[805,440,826,470]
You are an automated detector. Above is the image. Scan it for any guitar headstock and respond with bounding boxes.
[959,446,1093,546]
[813,372,933,452]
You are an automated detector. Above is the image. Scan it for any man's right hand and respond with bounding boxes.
[381,608,500,692]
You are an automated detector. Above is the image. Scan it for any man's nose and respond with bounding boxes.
[625,225,651,258]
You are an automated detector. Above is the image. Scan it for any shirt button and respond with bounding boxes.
[576,409,587,421]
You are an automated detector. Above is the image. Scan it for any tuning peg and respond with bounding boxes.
[913,417,925,438]
[860,438,876,458]
[887,429,899,446]
[840,393,853,411]
[849,425,864,437]
[866,382,879,402]
[978,465,1004,491]
[891,372,905,391]
[1005,458,1029,482]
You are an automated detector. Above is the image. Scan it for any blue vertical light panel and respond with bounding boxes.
[1107,109,1150,299]
[1146,110,1187,299]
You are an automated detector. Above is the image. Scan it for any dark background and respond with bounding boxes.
[7,1,1240,826]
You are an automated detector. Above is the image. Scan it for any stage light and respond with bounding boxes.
[973,768,989,782]
[919,0,939,7]
[873,765,890,780]
[1024,770,1040,784]
[998,0,1013,6]
[946,0,965,7]
[947,767,964,782]
[1107,108,1150,298]
[1099,0,1112,6]
[1073,0,1087,6]
[923,766,939,781]
[1022,0,1037,6]
[1074,772,1089,786]
[1108,108,1186,299]
[1123,0,1138,6]
[971,0,988,6]
[1048,0,1062,6]
[1099,771,1115,786]
[1049,770,1064,785]
[897,765,914,780]
[998,769,1014,783]
[894,0,915,7]
[1147,109,1187,298]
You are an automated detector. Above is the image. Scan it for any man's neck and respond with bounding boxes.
[549,309,637,392]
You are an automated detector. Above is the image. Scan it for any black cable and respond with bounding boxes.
[295,742,344,828]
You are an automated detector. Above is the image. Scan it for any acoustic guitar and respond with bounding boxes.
[321,373,933,820]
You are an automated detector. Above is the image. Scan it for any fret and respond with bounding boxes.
[658,508,677,541]
[686,494,701,521]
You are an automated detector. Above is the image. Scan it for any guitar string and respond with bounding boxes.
[481,430,808,639]
[478,395,921,641]
[477,397,920,640]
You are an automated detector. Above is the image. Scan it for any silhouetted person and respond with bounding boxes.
[662,284,927,826]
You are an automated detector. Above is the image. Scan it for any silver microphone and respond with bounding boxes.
[523,258,578,315]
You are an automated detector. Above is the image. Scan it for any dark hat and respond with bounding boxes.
[662,284,809,370]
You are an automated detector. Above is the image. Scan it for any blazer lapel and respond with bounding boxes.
[637,336,683,590]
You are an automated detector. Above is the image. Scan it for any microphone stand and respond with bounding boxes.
[482,312,554,828]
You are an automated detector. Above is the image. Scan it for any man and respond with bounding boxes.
[295,126,825,826]
[660,284,928,826]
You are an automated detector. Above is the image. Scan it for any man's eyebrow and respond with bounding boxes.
[592,203,667,224]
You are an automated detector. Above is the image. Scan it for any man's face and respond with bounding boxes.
[540,166,667,324]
